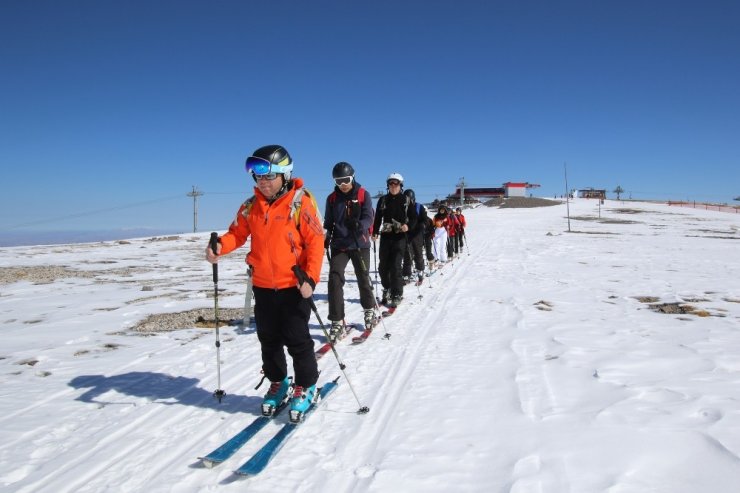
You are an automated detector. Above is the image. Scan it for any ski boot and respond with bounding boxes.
[329,321,344,343]
[363,309,376,329]
[289,384,317,423]
[262,376,292,416]
[416,272,424,285]
[388,295,403,308]
[380,289,389,306]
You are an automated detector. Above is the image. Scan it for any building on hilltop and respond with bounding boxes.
[503,182,541,197]
[434,182,541,207]
[577,188,606,199]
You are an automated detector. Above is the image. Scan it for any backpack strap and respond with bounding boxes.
[240,188,309,228]
[240,195,256,218]
[330,186,365,205]
[290,187,305,227]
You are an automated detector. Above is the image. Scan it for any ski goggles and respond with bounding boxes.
[387,180,401,187]
[245,155,291,177]
[245,156,273,175]
[334,176,353,186]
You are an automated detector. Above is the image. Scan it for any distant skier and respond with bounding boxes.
[372,173,417,307]
[432,206,449,264]
[455,207,467,249]
[402,188,428,284]
[447,207,460,257]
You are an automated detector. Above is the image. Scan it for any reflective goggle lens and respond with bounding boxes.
[245,156,272,175]
[334,176,353,186]
[387,180,401,186]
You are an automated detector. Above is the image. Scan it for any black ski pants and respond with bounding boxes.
[424,231,434,261]
[378,234,406,298]
[327,248,375,321]
[253,286,318,389]
[403,233,425,276]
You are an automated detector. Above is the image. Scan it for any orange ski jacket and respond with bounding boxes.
[218,177,325,290]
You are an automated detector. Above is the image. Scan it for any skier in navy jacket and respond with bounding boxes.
[323,162,376,336]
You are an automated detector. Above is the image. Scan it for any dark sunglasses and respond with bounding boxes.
[252,173,279,182]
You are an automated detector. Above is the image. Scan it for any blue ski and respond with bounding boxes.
[200,400,289,467]
[234,379,340,476]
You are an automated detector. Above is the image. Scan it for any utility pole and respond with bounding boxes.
[457,177,466,207]
[187,186,204,233]
[564,163,571,232]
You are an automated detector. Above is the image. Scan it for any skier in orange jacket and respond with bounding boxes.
[205,144,324,418]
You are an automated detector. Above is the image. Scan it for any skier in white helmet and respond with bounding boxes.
[371,172,418,307]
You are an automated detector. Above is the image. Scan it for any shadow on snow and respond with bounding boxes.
[68,371,262,414]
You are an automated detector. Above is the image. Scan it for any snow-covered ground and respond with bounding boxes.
[1,199,739,492]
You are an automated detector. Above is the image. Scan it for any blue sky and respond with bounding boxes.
[1,0,738,240]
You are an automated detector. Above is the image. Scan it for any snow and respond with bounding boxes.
[1,199,739,492]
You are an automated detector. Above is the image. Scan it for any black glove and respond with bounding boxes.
[346,218,360,231]
[324,236,331,249]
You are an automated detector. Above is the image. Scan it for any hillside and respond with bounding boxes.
[1,200,739,492]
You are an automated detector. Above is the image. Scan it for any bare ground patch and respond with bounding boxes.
[483,197,562,208]
[569,215,639,225]
[131,308,245,333]
[0,266,96,284]
[634,297,720,318]
[534,300,553,311]
[0,265,151,284]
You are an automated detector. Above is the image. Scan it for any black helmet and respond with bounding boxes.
[403,189,416,202]
[332,162,355,178]
[247,145,293,180]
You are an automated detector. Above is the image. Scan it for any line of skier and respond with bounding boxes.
[205,144,467,421]
[324,163,466,342]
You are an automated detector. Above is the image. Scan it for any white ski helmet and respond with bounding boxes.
[386,172,404,186]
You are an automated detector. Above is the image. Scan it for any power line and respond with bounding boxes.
[1,195,184,230]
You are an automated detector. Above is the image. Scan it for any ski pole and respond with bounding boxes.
[291,264,369,415]
[325,227,333,263]
[287,232,369,414]
[209,232,225,403]
[372,237,380,300]
[353,232,390,338]
[243,265,253,328]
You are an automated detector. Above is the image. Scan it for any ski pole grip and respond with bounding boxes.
[291,265,308,285]
[209,232,219,283]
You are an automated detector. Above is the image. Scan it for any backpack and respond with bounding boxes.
[329,186,373,235]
